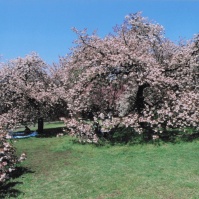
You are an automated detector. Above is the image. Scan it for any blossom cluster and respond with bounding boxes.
[0,127,26,184]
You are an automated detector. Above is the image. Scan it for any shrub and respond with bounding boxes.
[0,127,26,185]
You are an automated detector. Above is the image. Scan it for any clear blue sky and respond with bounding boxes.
[0,0,199,64]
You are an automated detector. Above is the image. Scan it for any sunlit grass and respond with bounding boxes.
[4,136,199,199]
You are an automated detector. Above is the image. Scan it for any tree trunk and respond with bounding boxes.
[38,117,44,134]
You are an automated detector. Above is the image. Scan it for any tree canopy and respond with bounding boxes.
[0,12,198,141]
[53,13,199,141]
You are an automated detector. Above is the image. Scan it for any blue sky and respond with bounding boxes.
[0,0,199,64]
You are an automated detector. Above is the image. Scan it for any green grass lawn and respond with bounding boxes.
[3,136,199,199]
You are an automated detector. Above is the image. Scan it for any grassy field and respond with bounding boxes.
[2,135,199,199]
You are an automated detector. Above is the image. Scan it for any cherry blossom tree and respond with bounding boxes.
[55,12,198,141]
[0,53,57,129]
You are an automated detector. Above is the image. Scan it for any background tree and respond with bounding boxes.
[0,53,57,129]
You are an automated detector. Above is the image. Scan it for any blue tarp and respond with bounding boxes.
[10,131,38,139]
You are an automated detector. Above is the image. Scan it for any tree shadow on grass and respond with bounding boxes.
[0,182,23,198]
[179,132,199,142]
[158,130,199,143]
[95,127,199,146]
[0,167,34,198]
[37,127,66,138]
